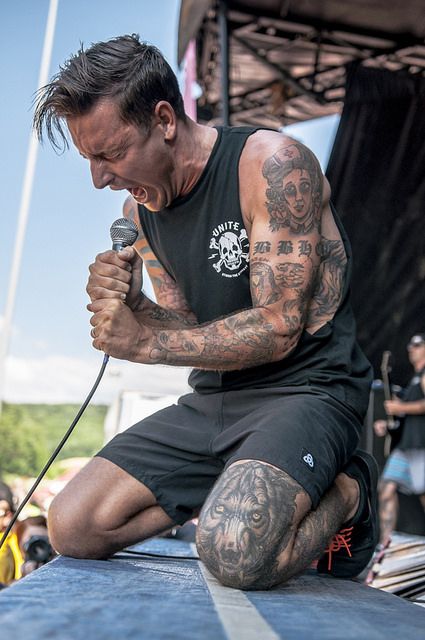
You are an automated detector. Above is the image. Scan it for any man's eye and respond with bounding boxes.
[111,150,126,160]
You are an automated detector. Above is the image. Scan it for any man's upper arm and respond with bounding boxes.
[122,195,193,314]
[247,138,324,346]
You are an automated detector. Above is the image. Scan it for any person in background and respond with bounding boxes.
[15,515,55,577]
[0,481,23,587]
[374,333,425,545]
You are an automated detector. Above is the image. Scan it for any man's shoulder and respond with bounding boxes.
[241,128,319,170]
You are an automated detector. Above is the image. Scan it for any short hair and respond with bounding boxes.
[33,33,186,151]
[15,515,48,543]
[0,481,15,512]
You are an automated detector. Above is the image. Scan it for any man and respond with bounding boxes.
[374,333,425,545]
[33,34,377,589]
[0,482,23,586]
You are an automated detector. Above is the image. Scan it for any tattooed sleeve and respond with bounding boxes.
[123,196,197,327]
[248,139,324,343]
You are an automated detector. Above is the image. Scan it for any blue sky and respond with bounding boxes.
[0,0,339,404]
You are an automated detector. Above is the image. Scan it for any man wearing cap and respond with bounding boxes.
[374,334,425,545]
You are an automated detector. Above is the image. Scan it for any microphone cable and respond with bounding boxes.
[0,353,109,552]
[0,217,139,553]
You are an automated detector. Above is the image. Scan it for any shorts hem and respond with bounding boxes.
[94,452,188,525]
[225,454,321,509]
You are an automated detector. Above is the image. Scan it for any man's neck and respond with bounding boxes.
[414,357,425,373]
[177,120,218,197]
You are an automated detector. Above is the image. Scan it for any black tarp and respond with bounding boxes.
[326,63,425,387]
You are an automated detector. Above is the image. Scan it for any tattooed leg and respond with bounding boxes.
[196,460,359,590]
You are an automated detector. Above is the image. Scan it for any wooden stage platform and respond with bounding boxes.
[0,537,424,639]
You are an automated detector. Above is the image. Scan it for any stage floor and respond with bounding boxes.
[0,537,424,639]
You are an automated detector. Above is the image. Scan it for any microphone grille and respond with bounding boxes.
[109,217,139,246]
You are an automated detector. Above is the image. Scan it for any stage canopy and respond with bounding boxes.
[178,0,425,385]
[178,0,425,128]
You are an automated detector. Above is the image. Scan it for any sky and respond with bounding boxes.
[0,0,339,405]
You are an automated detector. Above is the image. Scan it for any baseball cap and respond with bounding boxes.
[407,334,425,348]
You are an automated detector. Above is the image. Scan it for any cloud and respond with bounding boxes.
[3,354,191,405]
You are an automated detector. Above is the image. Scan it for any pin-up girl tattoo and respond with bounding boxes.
[262,143,322,234]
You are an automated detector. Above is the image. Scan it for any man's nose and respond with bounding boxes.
[90,159,113,190]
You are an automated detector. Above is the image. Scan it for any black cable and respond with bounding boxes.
[113,549,199,561]
[0,353,110,551]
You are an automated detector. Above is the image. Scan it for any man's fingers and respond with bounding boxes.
[86,276,130,298]
[87,298,124,313]
[88,260,132,280]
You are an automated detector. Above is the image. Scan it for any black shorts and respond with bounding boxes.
[96,385,362,524]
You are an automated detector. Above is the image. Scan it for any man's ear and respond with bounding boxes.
[154,101,176,142]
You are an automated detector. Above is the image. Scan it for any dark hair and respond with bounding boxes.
[15,515,48,542]
[0,481,15,512]
[33,33,186,151]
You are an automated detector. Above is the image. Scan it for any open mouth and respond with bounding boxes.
[129,187,147,202]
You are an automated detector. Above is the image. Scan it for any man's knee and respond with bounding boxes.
[48,478,123,559]
[196,521,281,590]
[48,490,102,559]
[195,460,309,590]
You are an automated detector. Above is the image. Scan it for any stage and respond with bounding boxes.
[0,536,424,639]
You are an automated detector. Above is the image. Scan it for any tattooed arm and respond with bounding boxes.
[246,136,324,350]
[124,195,198,327]
[87,195,197,329]
[88,137,328,367]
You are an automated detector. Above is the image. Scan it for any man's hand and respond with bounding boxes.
[88,298,152,361]
[20,560,41,577]
[373,419,388,437]
[86,246,143,311]
[384,399,405,417]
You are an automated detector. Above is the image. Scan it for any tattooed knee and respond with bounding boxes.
[196,524,278,589]
[196,460,303,590]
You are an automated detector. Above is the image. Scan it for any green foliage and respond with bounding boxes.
[0,403,107,477]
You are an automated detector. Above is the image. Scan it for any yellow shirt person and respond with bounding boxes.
[0,483,24,587]
[0,531,23,585]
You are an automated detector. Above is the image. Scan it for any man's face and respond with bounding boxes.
[407,338,425,367]
[0,500,12,533]
[67,99,175,211]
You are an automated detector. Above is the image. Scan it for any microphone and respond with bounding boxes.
[109,217,139,251]
[103,218,139,362]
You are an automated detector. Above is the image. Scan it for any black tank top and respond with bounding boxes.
[398,367,425,450]
[138,126,373,418]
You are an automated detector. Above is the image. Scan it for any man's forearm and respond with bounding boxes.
[134,294,198,328]
[397,399,425,416]
[135,306,299,370]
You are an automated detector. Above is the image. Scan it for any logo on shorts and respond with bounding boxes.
[302,449,315,470]
[208,221,249,278]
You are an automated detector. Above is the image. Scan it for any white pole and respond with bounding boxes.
[0,0,59,414]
